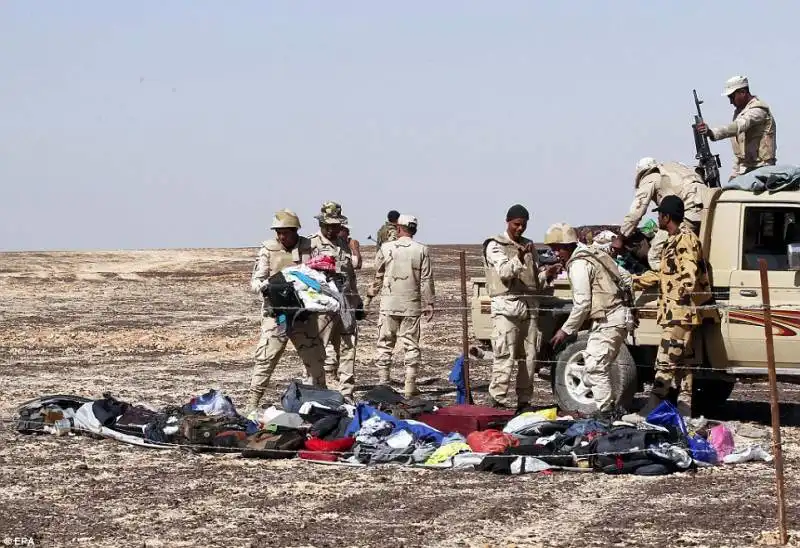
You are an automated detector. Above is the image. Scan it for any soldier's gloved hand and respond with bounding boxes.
[364,296,373,307]
[258,280,270,294]
[423,304,435,321]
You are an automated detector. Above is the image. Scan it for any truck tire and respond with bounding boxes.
[552,333,637,414]
[692,378,735,413]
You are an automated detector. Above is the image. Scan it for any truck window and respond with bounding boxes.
[741,206,800,270]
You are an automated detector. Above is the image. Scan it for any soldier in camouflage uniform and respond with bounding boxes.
[375,210,400,247]
[247,209,328,414]
[620,157,705,271]
[483,205,560,410]
[366,214,435,397]
[632,195,715,412]
[309,202,361,400]
[697,75,776,181]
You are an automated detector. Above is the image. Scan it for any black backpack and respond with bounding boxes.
[265,272,309,328]
[593,427,677,475]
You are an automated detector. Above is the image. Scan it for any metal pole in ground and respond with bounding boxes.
[758,258,789,545]
[459,250,472,403]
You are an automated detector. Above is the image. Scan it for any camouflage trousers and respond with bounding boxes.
[648,219,700,270]
[375,314,421,390]
[652,324,695,400]
[249,315,327,409]
[583,323,627,412]
[320,314,357,397]
[488,313,540,406]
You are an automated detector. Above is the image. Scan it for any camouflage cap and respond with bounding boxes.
[315,201,347,225]
[544,223,578,245]
[270,209,301,230]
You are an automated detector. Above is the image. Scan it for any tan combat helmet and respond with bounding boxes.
[544,223,579,245]
[315,201,347,225]
[271,209,301,230]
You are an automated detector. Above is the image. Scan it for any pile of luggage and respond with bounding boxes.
[15,381,772,476]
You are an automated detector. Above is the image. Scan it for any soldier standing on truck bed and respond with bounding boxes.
[547,223,632,416]
[632,195,714,414]
[618,157,706,271]
[365,214,435,398]
[697,75,777,181]
[247,209,328,415]
[482,204,560,411]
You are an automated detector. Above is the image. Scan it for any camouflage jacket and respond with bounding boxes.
[368,236,434,316]
[633,227,713,326]
[376,222,398,247]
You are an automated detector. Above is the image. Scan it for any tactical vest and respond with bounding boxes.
[309,233,354,277]
[566,247,624,320]
[263,236,313,275]
[732,97,776,168]
[482,234,540,298]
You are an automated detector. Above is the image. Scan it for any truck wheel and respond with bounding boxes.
[552,333,637,414]
[692,379,735,413]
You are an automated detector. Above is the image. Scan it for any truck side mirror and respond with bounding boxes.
[788,243,800,271]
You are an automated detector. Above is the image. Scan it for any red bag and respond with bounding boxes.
[304,437,355,453]
[298,451,339,462]
[416,405,515,436]
[466,429,519,454]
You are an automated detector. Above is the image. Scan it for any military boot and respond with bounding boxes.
[245,390,264,419]
[404,367,420,398]
[638,392,663,418]
[377,366,391,386]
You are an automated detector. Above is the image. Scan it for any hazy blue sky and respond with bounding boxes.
[2,1,799,251]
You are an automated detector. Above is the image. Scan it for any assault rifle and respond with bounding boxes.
[692,89,722,188]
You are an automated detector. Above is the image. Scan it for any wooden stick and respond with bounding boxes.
[459,250,472,403]
[758,258,788,545]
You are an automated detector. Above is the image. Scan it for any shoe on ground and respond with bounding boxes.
[488,397,509,409]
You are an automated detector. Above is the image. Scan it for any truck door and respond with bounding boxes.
[727,203,800,369]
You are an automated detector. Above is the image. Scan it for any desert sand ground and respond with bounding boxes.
[1,245,799,547]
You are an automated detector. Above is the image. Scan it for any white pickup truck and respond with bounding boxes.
[470,187,800,413]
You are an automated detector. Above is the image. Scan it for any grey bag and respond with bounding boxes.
[281,381,345,414]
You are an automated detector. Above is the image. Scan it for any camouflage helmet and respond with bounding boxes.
[544,223,579,245]
[271,209,301,230]
[315,201,347,225]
